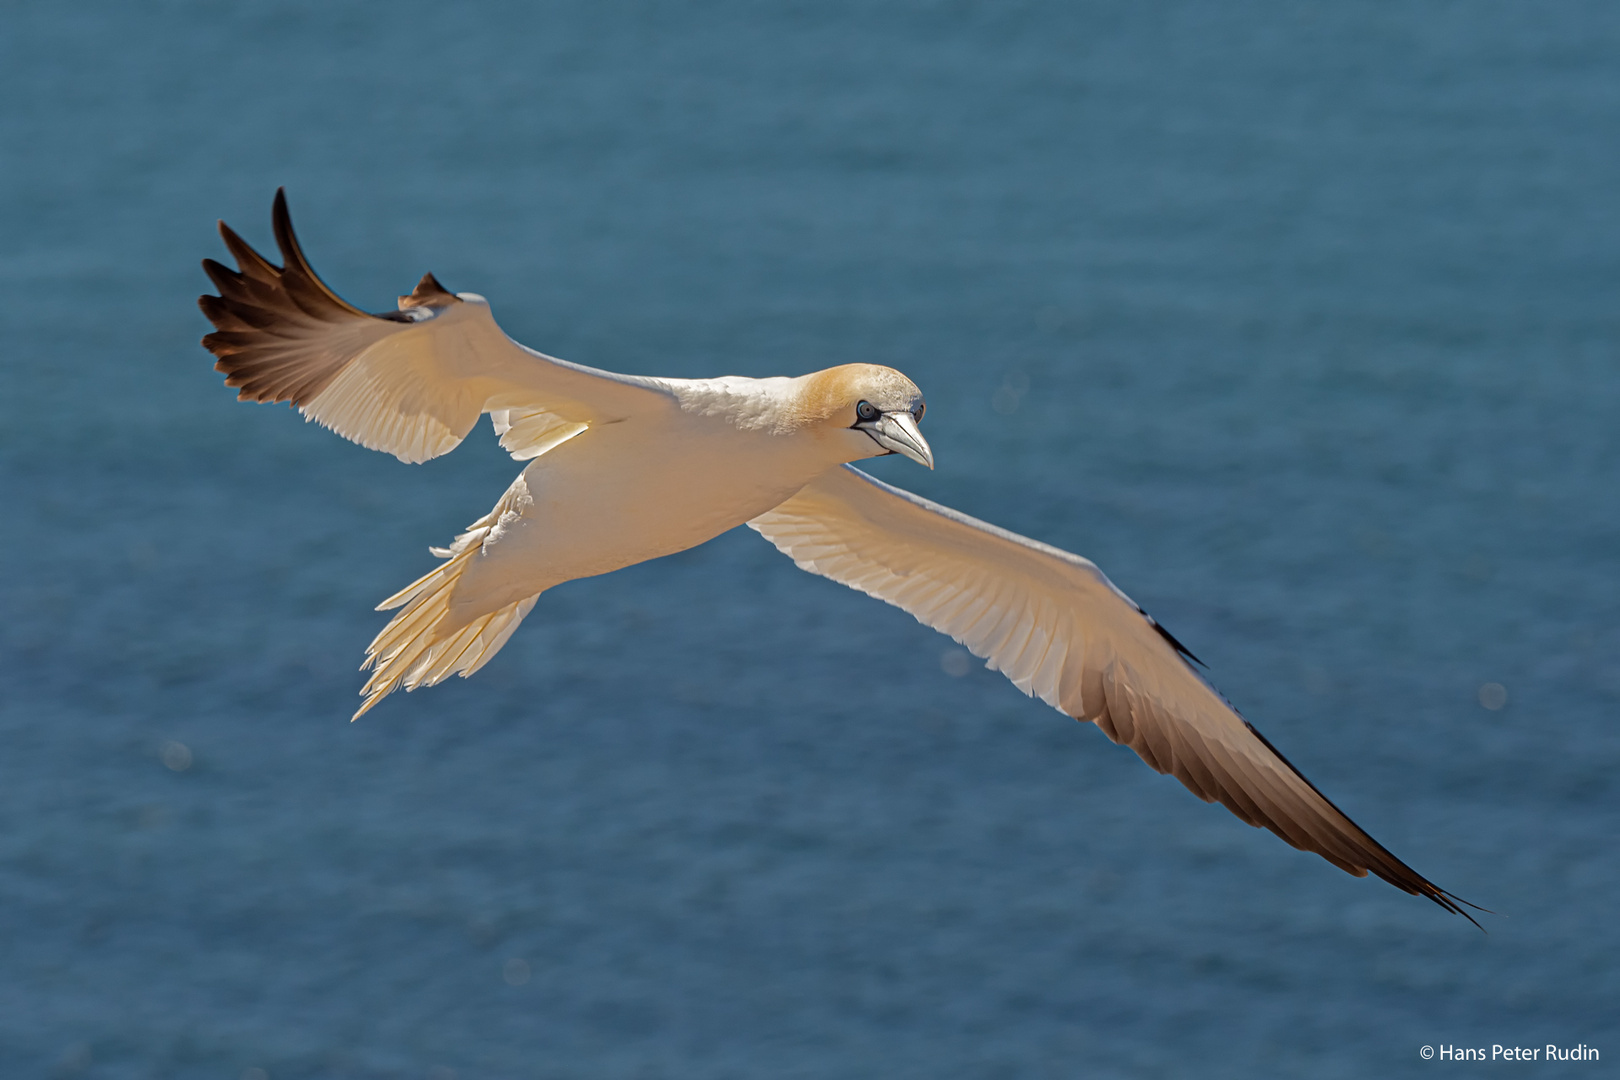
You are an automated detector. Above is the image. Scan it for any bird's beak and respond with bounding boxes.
[865,411,934,469]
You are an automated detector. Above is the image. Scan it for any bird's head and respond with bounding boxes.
[792,363,933,469]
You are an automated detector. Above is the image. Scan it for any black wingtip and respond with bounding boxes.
[1144,611,1204,667]
[263,187,367,317]
[1444,893,1496,934]
[270,187,297,265]
[197,188,380,406]
[1235,717,1490,931]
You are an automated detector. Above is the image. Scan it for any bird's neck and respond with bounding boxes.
[666,374,884,468]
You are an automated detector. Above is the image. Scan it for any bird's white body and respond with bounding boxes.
[197,191,1477,924]
[445,375,876,621]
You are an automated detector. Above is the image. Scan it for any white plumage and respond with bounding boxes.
[199,190,1480,924]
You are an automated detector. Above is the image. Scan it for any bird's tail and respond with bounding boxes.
[354,493,539,720]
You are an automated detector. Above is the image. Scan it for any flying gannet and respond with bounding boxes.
[200,190,1481,926]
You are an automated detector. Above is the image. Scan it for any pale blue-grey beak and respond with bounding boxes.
[862,411,934,469]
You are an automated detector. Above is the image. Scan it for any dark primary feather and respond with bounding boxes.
[198,188,454,405]
[1087,618,1484,928]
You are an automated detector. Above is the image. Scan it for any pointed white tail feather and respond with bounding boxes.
[354,476,541,719]
[353,582,537,719]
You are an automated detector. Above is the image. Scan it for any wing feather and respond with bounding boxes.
[200,189,671,463]
[749,464,1479,924]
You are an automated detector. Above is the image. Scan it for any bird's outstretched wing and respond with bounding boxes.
[199,189,672,463]
[750,464,1479,923]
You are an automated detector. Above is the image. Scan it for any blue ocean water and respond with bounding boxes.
[2,2,1617,1076]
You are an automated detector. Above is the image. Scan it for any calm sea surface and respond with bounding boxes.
[3,3,1617,1077]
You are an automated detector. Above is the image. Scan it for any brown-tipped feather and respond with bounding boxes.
[218,221,281,284]
[1227,718,1487,925]
[269,188,368,318]
[400,272,459,310]
[1108,607,1484,922]
[199,188,454,408]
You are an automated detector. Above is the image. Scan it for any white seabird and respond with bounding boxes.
[200,190,1480,925]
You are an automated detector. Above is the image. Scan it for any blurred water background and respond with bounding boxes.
[3,2,1617,1077]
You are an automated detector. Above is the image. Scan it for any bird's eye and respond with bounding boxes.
[856,400,879,422]
[912,402,925,422]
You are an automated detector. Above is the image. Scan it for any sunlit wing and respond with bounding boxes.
[750,464,1478,923]
[199,189,672,463]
